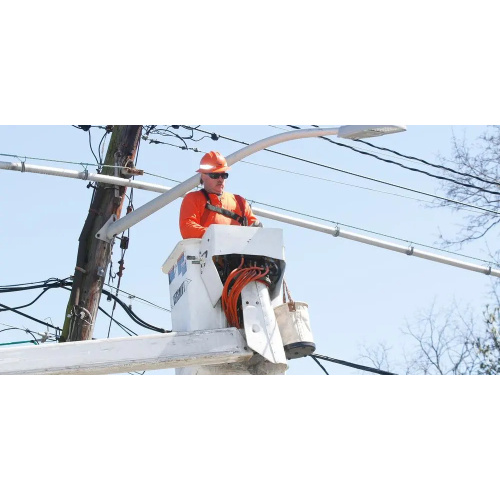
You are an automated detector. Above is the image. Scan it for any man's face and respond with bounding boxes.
[202,172,227,195]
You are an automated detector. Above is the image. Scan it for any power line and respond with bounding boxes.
[186,127,500,217]
[0,322,42,345]
[134,142,500,266]
[0,287,53,312]
[104,283,171,312]
[142,170,183,184]
[0,278,170,336]
[355,137,500,186]
[143,132,437,209]
[6,145,491,266]
[3,133,497,268]
[297,129,500,198]
[144,131,488,217]
[0,152,115,171]
[3,142,468,214]
[72,125,107,132]
[97,128,109,167]
[0,320,58,340]
[87,129,100,167]
[311,353,397,375]
[99,288,170,333]
[302,125,500,189]
[247,199,496,266]
[0,277,71,292]
[0,300,62,333]
[4,135,498,216]
[97,305,138,337]
[63,285,170,335]
[0,327,20,333]
[117,143,495,264]
[239,158,484,215]
[142,136,203,154]
[113,139,497,266]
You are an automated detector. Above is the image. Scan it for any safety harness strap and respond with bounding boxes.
[200,189,248,226]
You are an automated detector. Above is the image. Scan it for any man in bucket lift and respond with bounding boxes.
[179,151,262,239]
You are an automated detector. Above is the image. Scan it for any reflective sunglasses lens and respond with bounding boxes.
[208,173,228,179]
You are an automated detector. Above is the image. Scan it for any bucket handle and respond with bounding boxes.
[282,279,296,312]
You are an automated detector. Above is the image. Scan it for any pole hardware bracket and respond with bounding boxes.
[80,163,90,181]
[96,215,117,242]
[121,166,144,178]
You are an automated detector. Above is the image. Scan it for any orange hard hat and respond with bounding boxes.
[196,151,230,174]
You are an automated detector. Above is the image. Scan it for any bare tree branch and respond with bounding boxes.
[437,126,500,246]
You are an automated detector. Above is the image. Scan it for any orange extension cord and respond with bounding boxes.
[221,258,270,328]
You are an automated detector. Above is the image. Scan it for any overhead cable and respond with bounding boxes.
[0,277,71,292]
[322,135,500,196]
[0,300,62,333]
[129,148,497,265]
[3,155,494,267]
[288,125,500,196]
[97,306,138,337]
[0,152,113,171]
[104,283,171,312]
[3,139,498,216]
[311,353,397,375]
[0,278,170,336]
[247,199,495,266]
[355,137,499,186]
[310,355,329,374]
[0,324,41,345]
[306,124,500,186]
[0,287,57,312]
[99,289,170,333]
[145,134,486,216]
[239,158,484,215]
[186,127,500,217]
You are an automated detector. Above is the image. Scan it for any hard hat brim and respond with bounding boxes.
[196,165,231,174]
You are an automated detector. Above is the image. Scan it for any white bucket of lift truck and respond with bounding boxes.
[274,281,315,359]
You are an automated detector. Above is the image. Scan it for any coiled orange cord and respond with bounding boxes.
[221,259,270,328]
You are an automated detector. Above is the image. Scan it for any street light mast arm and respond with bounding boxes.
[96,126,405,242]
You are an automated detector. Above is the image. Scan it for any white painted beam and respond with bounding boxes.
[0,328,251,375]
[3,160,498,278]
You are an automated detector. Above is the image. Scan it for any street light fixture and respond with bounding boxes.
[96,125,407,242]
[337,125,406,140]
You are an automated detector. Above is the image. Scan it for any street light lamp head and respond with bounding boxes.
[337,125,406,140]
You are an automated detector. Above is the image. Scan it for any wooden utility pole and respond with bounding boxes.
[61,125,142,342]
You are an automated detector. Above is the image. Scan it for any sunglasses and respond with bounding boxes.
[207,173,229,179]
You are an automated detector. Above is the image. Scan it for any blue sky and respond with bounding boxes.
[0,124,495,374]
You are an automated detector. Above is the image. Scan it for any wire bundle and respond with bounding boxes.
[0,277,170,337]
[221,259,270,328]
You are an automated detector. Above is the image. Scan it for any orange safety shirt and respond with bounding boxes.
[179,190,258,239]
